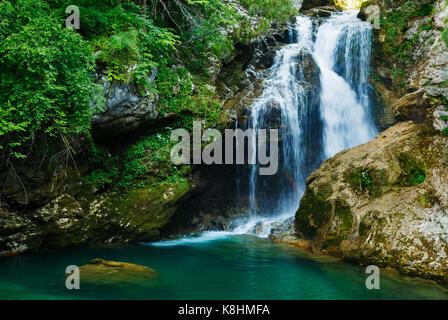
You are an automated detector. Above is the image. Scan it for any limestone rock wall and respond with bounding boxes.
[288,122,448,282]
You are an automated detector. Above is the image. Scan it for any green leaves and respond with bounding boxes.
[0,0,101,161]
[442,28,448,47]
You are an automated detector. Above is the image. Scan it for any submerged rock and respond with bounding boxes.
[76,259,158,286]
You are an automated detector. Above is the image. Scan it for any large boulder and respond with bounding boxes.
[304,5,340,18]
[393,89,429,123]
[299,0,332,10]
[288,122,448,282]
[91,70,159,138]
[0,176,196,255]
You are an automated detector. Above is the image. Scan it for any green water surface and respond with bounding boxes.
[0,233,447,300]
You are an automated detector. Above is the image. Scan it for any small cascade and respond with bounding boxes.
[233,11,378,237]
[314,11,378,158]
[232,15,322,235]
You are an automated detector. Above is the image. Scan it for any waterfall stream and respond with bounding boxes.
[232,11,378,236]
[315,11,378,158]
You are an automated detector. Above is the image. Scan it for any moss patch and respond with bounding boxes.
[417,190,439,208]
[322,199,354,249]
[295,188,332,239]
[344,167,387,197]
[398,154,426,186]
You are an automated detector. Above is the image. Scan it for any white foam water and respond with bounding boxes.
[314,10,377,158]
[231,11,377,237]
[152,11,378,246]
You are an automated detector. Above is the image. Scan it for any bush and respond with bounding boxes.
[0,0,102,163]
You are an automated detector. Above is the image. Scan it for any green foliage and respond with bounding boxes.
[344,167,387,197]
[83,145,119,189]
[0,0,102,162]
[380,0,436,68]
[442,28,448,47]
[152,0,296,75]
[84,128,189,190]
[94,18,179,84]
[240,0,296,22]
[1,0,297,191]
[398,154,426,186]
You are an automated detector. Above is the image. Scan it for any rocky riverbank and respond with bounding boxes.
[273,0,448,283]
[0,0,299,255]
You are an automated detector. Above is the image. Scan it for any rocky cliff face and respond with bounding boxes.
[360,0,448,128]
[273,0,448,282]
[291,122,448,282]
[91,69,160,138]
[0,17,291,255]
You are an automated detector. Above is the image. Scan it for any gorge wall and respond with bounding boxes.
[273,0,448,283]
[0,0,297,255]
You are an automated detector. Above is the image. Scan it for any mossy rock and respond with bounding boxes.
[75,259,159,287]
[295,187,332,239]
[85,178,193,242]
[398,153,426,186]
[344,167,388,197]
[322,199,353,249]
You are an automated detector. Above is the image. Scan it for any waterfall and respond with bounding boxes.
[314,11,378,158]
[232,15,320,234]
[233,11,378,236]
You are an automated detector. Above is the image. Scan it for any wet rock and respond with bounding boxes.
[393,89,428,123]
[304,6,340,18]
[0,208,39,255]
[92,76,159,138]
[357,0,375,21]
[76,259,158,286]
[283,121,448,282]
[299,0,332,11]
[218,25,290,117]
[270,218,296,240]
[296,51,324,174]
[270,218,311,249]
[370,81,397,130]
[433,106,448,132]
[296,51,320,89]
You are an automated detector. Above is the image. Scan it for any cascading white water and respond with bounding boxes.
[233,11,378,236]
[314,11,378,158]
[248,15,314,211]
[153,10,380,245]
[232,15,317,234]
